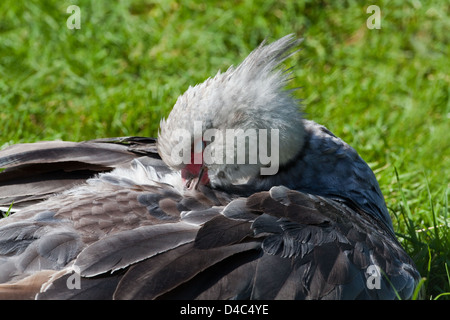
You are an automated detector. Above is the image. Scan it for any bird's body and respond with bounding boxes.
[0,35,419,299]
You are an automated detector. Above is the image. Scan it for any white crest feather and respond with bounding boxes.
[158,34,304,184]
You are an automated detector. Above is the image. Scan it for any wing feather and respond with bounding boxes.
[75,222,199,277]
[194,215,252,249]
[114,241,261,299]
[0,138,157,209]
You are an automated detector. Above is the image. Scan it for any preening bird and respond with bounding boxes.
[0,34,420,299]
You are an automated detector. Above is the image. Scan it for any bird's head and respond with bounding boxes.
[157,34,305,189]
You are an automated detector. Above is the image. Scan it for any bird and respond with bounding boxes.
[0,34,420,300]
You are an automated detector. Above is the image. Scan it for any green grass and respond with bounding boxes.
[0,0,448,299]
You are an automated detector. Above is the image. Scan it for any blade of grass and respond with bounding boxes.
[2,201,14,218]
[394,167,419,245]
[411,277,427,300]
[433,264,450,300]
[423,171,440,243]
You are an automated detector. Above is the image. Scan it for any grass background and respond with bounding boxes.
[0,0,448,299]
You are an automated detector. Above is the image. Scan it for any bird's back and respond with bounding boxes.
[0,137,420,299]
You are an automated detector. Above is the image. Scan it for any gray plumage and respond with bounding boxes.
[0,34,419,300]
